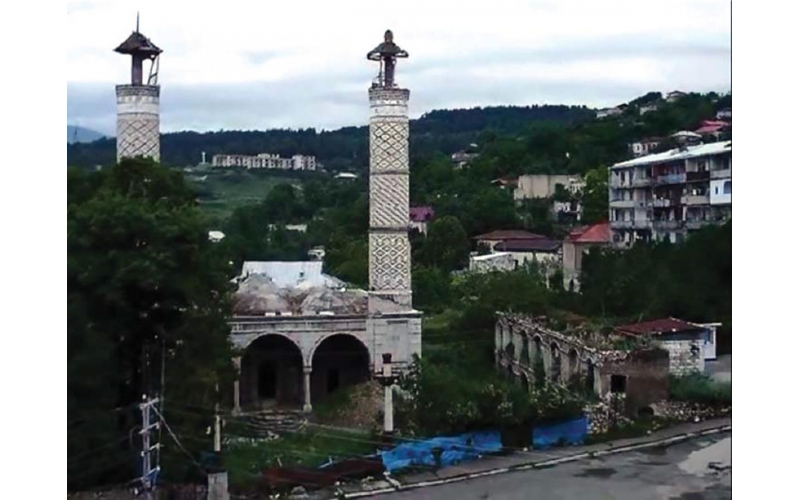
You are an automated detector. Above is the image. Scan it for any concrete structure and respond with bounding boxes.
[514,174,579,201]
[208,230,225,242]
[716,108,732,121]
[409,206,435,235]
[609,140,732,246]
[307,246,326,261]
[114,22,162,163]
[212,153,317,171]
[562,222,611,291]
[451,150,478,169]
[496,314,670,416]
[629,137,664,157]
[616,318,719,374]
[469,252,517,273]
[639,103,659,115]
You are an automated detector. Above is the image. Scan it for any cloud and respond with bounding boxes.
[67,0,731,133]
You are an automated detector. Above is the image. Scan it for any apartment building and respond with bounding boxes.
[609,141,732,246]
[212,153,317,171]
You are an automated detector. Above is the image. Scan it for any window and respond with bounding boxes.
[723,181,731,195]
[610,375,627,394]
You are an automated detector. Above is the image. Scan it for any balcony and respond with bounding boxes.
[655,173,687,185]
[686,171,710,182]
[611,219,651,229]
[609,199,635,208]
[681,194,710,205]
[631,178,653,188]
[609,180,632,189]
[652,219,682,230]
[651,199,673,208]
[710,168,732,180]
[685,219,712,230]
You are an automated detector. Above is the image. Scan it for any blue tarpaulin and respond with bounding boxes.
[532,416,589,449]
[380,430,502,473]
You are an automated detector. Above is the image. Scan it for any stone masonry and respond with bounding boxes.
[116,84,160,162]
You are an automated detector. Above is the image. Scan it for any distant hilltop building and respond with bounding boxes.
[212,153,317,171]
[595,107,623,119]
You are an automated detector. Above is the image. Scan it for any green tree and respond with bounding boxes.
[581,166,609,224]
[68,159,234,489]
[419,216,470,272]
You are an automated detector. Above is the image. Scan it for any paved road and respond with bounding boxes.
[381,433,732,500]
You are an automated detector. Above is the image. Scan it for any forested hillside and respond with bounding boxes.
[66,104,594,169]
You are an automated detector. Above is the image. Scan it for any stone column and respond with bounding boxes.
[232,357,241,415]
[367,87,412,313]
[116,84,160,162]
[302,367,312,413]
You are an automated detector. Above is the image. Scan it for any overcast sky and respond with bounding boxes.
[67,0,731,135]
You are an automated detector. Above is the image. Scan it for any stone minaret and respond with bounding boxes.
[366,31,421,373]
[114,17,162,163]
[367,30,413,313]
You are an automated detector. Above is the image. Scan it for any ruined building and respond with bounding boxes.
[227,32,421,414]
[496,313,670,416]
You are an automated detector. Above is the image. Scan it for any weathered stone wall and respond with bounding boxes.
[116,85,160,162]
[599,348,670,415]
[658,337,705,375]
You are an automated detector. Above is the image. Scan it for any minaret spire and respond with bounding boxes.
[136,12,140,33]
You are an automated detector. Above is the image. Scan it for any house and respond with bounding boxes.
[451,150,479,169]
[695,120,731,139]
[715,108,732,121]
[628,137,664,158]
[208,230,225,242]
[494,237,562,278]
[562,222,611,291]
[615,318,719,375]
[409,206,435,235]
[514,174,579,201]
[473,229,547,252]
[596,107,623,119]
[496,313,671,416]
[469,252,517,273]
[665,90,687,103]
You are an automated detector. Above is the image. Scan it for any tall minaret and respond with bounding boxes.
[365,31,421,375]
[366,30,413,313]
[114,16,162,163]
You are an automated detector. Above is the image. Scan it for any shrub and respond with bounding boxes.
[669,372,731,407]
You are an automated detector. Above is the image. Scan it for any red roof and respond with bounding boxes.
[409,206,435,222]
[473,230,547,241]
[616,318,703,336]
[568,222,611,244]
[496,238,561,252]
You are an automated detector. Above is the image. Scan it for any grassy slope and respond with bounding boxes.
[189,169,301,222]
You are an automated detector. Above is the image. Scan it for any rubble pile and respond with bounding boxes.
[651,400,732,422]
[584,399,631,435]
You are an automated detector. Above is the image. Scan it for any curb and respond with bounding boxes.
[342,423,732,498]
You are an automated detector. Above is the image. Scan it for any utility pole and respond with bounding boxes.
[140,396,161,500]
[214,391,221,453]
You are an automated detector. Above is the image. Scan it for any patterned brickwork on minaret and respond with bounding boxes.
[116,84,160,162]
[368,87,412,312]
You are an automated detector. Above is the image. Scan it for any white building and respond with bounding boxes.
[596,107,623,119]
[628,137,664,158]
[609,140,732,246]
[212,153,317,171]
[469,252,517,273]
